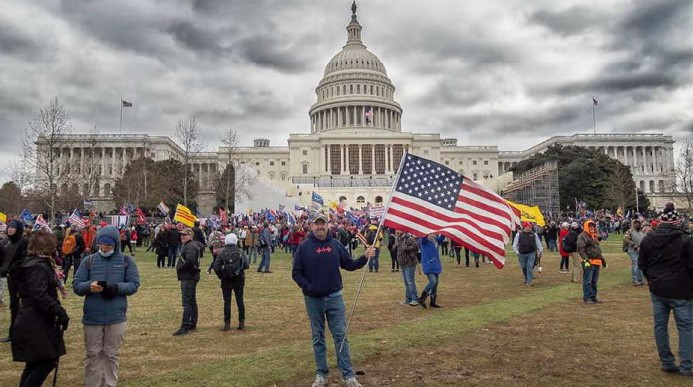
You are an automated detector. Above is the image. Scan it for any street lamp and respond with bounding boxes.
[313,176,316,187]
[350,176,353,187]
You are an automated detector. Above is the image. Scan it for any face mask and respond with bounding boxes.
[99,249,114,257]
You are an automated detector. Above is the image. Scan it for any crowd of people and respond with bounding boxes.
[1,202,693,385]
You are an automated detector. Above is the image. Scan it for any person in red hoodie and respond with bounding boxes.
[290,225,306,256]
[558,222,571,274]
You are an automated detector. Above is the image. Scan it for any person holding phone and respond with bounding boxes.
[73,226,140,387]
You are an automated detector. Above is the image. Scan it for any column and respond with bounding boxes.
[340,145,345,174]
[351,106,356,126]
[358,144,363,174]
[387,144,393,173]
[337,107,341,128]
[100,148,105,178]
[121,147,126,174]
[633,146,638,173]
[652,147,657,174]
[345,144,350,173]
[327,145,331,174]
[371,144,375,174]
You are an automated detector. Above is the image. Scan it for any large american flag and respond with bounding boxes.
[68,209,85,229]
[383,153,520,268]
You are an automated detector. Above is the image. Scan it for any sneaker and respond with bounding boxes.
[344,377,362,387]
[312,374,328,387]
[408,301,420,306]
[592,298,603,303]
[661,365,680,373]
[399,300,409,306]
[172,327,190,336]
[584,299,597,305]
[538,267,543,273]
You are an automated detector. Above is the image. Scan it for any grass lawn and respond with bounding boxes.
[0,239,682,386]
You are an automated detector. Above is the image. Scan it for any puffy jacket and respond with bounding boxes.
[73,226,140,325]
[419,236,442,275]
[639,223,693,299]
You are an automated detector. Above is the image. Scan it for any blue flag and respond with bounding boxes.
[311,192,324,210]
[18,209,33,224]
[294,204,303,211]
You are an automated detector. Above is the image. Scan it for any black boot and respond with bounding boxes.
[430,295,442,308]
[237,320,245,330]
[173,325,190,336]
[418,291,429,308]
[221,322,231,331]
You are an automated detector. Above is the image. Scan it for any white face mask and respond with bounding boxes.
[99,249,114,257]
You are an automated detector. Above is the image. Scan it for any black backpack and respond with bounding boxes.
[217,249,248,280]
[562,231,578,253]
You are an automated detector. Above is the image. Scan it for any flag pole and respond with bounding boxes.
[119,99,123,135]
[592,96,597,135]
[340,151,408,353]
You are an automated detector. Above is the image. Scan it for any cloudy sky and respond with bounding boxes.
[1,0,692,182]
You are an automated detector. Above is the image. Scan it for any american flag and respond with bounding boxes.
[382,153,520,268]
[68,209,85,229]
[355,231,369,246]
[33,214,49,231]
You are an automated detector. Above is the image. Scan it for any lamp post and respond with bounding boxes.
[350,175,353,187]
[313,176,316,188]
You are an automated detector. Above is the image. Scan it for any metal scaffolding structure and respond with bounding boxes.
[503,161,560,213]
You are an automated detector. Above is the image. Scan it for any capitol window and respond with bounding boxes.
[255,161,260,166]
[343,85,346,94]
[484,160,489,165]
[370,85,373,95]
[269,172,275,180]
[302,164,308,174]
[281,161,286,166]
[444,160,449,165]
[473,173,478,180]
[302,150,307,155]
[357,84,360,94]
[350,85,353,94]
[270,161,274,166]
[356,196,365,204]
[281,172,287,180]
[473,160,477,165]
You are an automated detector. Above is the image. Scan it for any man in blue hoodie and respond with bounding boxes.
[73,225,140,387]
[292,214,375,387]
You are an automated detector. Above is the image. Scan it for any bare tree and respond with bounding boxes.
[175,116,204,206]
[215,128,255,212]
[79,126,103,202]
[673,139,693,211]
[23,98,72,220]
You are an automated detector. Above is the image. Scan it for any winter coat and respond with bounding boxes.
[558,228,570,257]
[292,233,367,298]
[577,220,604,266]
[395,234,419,268]
[1,228,28,278]
[11,256,67,362]
[176,240,201,282]
[419,236,442,275]
[213,245,246,289]
[639,223,693,299]
[73,226,140,325]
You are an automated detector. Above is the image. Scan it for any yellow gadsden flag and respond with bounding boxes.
[174,204,197,227]
[0,212,6,223]
[505,200,546,227]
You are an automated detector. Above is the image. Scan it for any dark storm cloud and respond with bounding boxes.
[232,34,315,73]
[0,24,43,59]
[166,21,226,56]
[528,6,609,36]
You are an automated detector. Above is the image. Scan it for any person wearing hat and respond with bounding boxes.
[173,227,201,336]
[257,222,272,273]
[0,219,28,343]
[512,222,543,287]
[566,222,582,282]
[639,203,693,376]
[212,233,249,331]
[73,225,140,386]
[558,222,571,274]
[577,220,607,304]
[292,213,375,387]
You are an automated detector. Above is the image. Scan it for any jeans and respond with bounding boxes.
[180,280,198,327]
[19,358,57,387]
[517,253,536,285]
[423,273,439,296]
[548,239,557,252]
[650,294,693,371]
[402,266,418,303]
[627,252,644,284]
[559,255,569,271]
[167,246,177,267]
[582,265,600,301]
[222,285,245,323]
[62,254,82,284]
[368,248,380,272]
[304,294,355,380]
[258,248,271,272]
[249,246,258,263]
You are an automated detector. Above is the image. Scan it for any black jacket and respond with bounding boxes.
[213,245,246,289]
[1,236,28,278]
[176,240,201,281]
[166,229,181,247]
[639,224,693,299]
[11,256,67,362]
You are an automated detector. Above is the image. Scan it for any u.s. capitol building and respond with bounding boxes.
[37,3,675,214]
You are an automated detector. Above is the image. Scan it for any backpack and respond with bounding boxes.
[62,234,77,255]
[217,249,247,279]
[562,232,578,253]
[258,236,268,248]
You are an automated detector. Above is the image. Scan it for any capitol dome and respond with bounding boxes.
[309,1,402,134]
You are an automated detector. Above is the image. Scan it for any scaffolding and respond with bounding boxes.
[503,161,560,213]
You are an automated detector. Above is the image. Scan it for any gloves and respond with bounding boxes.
[56,307,69,331]
[602,257,608,269]
[583,260,591,268]
[101,282,119,299]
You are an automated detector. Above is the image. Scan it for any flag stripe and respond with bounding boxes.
[385,203,506,257]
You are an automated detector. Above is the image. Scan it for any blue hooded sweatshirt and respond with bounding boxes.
[292,233,367,298]
[73,226,140,325]
[419,236,443,275]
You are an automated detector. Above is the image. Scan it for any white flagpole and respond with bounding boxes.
[120,99,123,134]
[592,97,597,135]
[340,151,408,353]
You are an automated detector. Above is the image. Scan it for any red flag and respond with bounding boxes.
[382,153,519,268]
[219,208,228,226]
[135,207,146,225]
